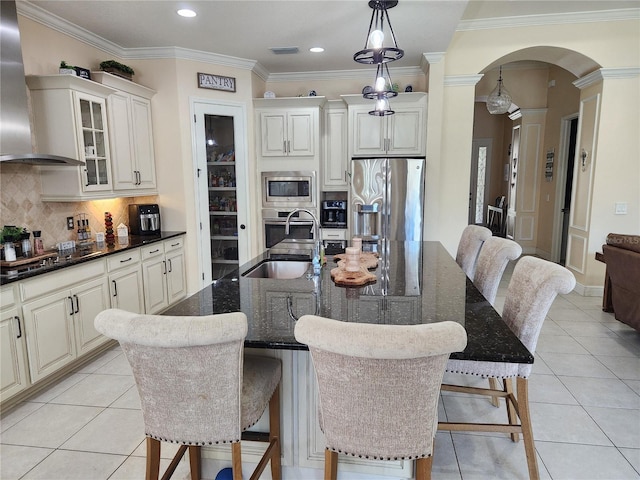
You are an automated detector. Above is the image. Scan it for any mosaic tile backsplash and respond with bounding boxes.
[0,164,158,250]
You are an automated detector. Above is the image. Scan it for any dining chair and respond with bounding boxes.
[294,315,467,480]
[441,256,576,480]
[94,309,282,480]
[473,236,522,305]
[456,224,492,280]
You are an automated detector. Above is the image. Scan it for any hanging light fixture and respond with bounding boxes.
[486,66,513,115]
[354,0,404,116]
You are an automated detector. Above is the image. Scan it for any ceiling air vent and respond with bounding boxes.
[269,47,299,55]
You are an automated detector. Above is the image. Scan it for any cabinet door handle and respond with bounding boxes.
[15,316,22,339]
[163,260,167,275]
[73,294,80,314]
[84,168,90,187]
[112,279,118,297]
[283,140,287,154]
[168,258,173,273]
[287,140,291,153]
[68,296,74,315]
[119,257,133,263]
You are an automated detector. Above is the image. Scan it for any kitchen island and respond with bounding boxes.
[164,241,532,479]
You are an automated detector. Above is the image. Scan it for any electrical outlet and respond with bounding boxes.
[67,216,74,229]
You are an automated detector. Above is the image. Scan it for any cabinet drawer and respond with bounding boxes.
[164,237,184,253]
[106,249,141,272]
[1,285,16,308]
[323,230,347,241]
[141,243,165,261]
[21,260,106,301]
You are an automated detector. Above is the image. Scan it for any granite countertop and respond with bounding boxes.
[0,231,186,285]
[165,241,534,365]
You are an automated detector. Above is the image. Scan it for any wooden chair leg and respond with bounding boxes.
[489,377,500,407]
[504,378,519,442]
[415,457,432,480]
[146,437,161,480]
[269,383,282,480]
[325,449,338,480]
[188,446,201,480]
[517,377,540,480]
[232,442,243,480]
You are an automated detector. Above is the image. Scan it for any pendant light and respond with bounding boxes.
[486,66,513,115]
[354,0,404,116]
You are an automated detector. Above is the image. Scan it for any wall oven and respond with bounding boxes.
[262,171,316,209]
[263,209,315,248]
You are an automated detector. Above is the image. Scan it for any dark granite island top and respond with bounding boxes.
[165,241,533,365]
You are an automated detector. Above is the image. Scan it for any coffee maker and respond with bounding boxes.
[320,200,347,228]
[129,204,161,235]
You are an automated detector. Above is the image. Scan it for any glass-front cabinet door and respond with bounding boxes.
[75,92,111,191]
[206,115,239,280]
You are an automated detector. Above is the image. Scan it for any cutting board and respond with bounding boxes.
[333,252,379,270]
[0,251,57,268]
[330,266,377,286]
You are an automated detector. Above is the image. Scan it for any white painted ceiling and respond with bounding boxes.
[23,0,640,75]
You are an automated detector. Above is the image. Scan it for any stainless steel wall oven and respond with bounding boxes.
[262,209,316,248]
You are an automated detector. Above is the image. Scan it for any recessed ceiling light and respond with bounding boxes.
[310,47,325,53]
[177,8,196,17]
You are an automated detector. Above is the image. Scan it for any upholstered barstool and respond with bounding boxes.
[473,236,522,305]
[295,315,467,480]
[456,225,492,280]
[94,309,282,480]
[441,257,576,480]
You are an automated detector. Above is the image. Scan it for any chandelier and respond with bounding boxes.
[486,66,513,115]
[354,0,404,116]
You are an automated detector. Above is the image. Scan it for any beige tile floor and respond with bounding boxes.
[1,263,639,480]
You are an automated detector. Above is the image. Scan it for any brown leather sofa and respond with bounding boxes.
[602,233,640,331]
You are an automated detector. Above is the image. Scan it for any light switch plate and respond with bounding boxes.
[615,202,628,215]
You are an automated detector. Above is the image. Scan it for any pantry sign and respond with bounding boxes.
[197,72,236,92]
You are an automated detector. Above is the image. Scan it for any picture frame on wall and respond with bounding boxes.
[197,72,236,92]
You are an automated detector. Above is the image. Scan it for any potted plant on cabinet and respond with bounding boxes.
[99,60,135,80]
[59,61,76,75]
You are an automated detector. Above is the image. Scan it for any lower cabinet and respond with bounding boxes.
[21,275,110,383]
[142,237,186,314]
[108,249,145,314]
[1,286,30,402]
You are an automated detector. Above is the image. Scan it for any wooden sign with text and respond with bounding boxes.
[197,72,236,92]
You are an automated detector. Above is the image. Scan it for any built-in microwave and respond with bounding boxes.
[262,171,316,209]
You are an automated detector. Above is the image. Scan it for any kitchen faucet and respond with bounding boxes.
[285,208,323,262]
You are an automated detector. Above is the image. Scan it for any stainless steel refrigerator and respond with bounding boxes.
[351,157,425,249]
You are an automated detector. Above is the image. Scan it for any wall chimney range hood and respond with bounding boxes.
[0,1,83,166]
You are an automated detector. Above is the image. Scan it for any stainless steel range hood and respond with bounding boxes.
[0,1,83,166]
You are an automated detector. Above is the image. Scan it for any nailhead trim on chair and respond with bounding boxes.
[327,447,431,461]
[147,433,240,445]
[445,369,518,378]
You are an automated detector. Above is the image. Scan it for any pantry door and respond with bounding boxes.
[193,101,250,285]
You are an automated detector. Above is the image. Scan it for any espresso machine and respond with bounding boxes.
[129,204,161,235]
[320,200,347,228]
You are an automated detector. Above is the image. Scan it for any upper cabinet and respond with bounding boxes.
[254,97,325,172]
[322,101,349,190]
[342,93,427,157]
[27,75,116,201]
[92,72,157,193]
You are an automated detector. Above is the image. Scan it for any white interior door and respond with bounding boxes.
[192,100,250,285]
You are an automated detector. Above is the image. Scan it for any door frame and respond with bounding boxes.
[190,98,250,287]
[551,113,579,263]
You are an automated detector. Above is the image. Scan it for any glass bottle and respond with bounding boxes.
[33,230,44,255]
[3,242,16,261]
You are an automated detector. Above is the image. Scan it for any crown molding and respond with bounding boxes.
[265,66,424,83]
[574,67,640,89]
[457,8,640,31]
[444,74,484,87]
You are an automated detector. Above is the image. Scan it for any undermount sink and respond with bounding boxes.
[242,260,311,279]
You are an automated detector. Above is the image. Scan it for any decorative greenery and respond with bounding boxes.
[99,60,134,75]
[59,60,75,69]
[0,226,23,243]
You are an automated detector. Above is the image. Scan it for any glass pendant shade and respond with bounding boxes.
[363,63,398,101]
[486,66,512,115]
[369,96,394,116]
[354,0,404,65]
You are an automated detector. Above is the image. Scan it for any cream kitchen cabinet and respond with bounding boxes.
[26,75,117,201]
[342,93,427,157]
[1,285,30,402]
[92,72,157,193]
[20,261,110,383]
[142,236,186,314]
[254,97,325,172]
[107,249,145,314]
[322,101,349,190]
